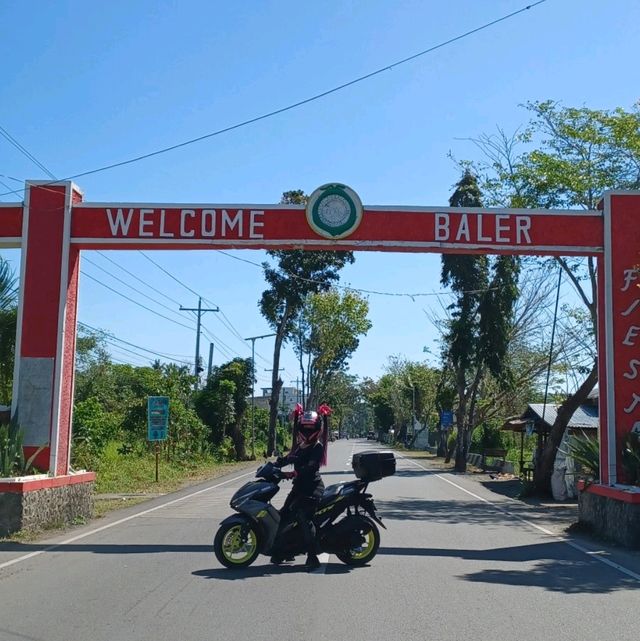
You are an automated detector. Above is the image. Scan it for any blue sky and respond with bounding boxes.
[1,0,639,389]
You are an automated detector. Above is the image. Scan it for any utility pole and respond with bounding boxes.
[180,298,219,389]
[266,368,284,455]
[245,333,276,459]
[207,342,215,379]
[290,379,300,405]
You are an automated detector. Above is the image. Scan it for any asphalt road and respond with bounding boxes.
[1,439,639,641]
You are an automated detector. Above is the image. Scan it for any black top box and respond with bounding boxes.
[352,450,396,481]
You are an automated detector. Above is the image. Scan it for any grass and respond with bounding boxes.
[93,441,255,495]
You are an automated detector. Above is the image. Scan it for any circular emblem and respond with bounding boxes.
[306,183,363,239]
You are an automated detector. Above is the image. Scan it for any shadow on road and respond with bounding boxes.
[378,544,639,593]
[0,543,212,554]
[193,562,354,580]
[375,497,575,530]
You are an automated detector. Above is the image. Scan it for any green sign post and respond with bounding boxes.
[147,396,169,482]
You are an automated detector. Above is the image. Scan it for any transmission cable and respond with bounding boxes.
[0,1,547,198]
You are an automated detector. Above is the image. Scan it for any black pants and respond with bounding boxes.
[275,490,320,557]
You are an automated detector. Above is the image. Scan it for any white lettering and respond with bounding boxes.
[477,214,491,242]
[516,216,532,244]
[495,215,511,243]
[622,269,639,292]
[622,299,640,317]
[159,209,174,238]
[201,209,216,237]
[180,209,196,237]
[455,214,470,241]
[139,209,154,237]
[623,326,640,346]
[435,213,450,241]
[106,208,134,236]
[624,393,640,414]
[249,210,264,239]
[222,209,243,237]
[624,359,640,380]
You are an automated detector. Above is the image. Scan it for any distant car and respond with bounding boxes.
[367,431,376,440]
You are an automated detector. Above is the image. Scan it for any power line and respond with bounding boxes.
[0,1,547,198]
[83,256,193,323]
[138,251,271,363]
[0,124,56,180]
[80,271,195,331]
[95,251,183,307]
[217,250,497,300]
[79,321,193,362]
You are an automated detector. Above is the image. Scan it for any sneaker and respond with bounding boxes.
[305,554,321,571]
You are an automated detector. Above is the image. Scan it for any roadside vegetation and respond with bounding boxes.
[1,101,639,500]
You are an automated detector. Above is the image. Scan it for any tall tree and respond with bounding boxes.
[259,190,354,455]
[297,289,371,407]
[461,101,640,492]
[194,357,253,460]
[441,172,520,471]
[0,258,18,405]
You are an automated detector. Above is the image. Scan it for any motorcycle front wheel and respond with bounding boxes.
[214,520,260,568]
[335,516,380,566]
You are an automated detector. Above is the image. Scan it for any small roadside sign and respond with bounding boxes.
[147,396,169,441]
[440,410,453,429]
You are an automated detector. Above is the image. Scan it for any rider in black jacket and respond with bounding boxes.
[272,405,330,570]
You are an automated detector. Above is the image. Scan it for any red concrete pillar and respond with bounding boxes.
[599,192,640,485]
[12,181,82,476]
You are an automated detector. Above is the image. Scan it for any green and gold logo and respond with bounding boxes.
[306,183,363,239]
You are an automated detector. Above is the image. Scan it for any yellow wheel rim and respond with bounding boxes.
[221,525,257,564]
[350,528,375,560]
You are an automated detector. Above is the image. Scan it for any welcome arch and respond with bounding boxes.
[1,181,638,504]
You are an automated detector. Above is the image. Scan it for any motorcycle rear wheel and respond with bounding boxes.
[214,521,260,568]
[335,516,380,566]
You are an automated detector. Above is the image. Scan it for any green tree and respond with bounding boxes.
[299,289,371,407]
[259,189,354,455]
[194,358,253,460]
[0,257,18,405]
[441,172,520,472]
[461,101,640,491]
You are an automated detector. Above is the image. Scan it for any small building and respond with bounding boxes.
[503,393,599,499]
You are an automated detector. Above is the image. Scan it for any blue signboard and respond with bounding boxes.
[147,396,169,441]
[440,410,453,429]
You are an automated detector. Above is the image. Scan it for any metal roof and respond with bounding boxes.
[525,403,599,430]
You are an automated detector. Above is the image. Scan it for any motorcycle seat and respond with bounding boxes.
[319,481,359,506]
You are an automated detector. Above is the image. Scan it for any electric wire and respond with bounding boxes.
[80,271,195,331]
[0,125,57,179]
[95,251,183,307]
[0,1,547,198]
[79,321,194,362]
[217,249,497,300]
[83,257,195,324]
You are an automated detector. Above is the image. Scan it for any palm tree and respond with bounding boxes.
[0,258,18,405]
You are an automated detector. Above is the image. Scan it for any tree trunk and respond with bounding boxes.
[454,370,467,472]
[534,361,598,494]
[268,312,289,455]
[230,417,247,460]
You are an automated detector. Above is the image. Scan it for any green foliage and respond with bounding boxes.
[0,421,45,476]
[302,289,371,405]
[565,432,600,481]
[470,423,505,452]
[622,431,640,485]
[440,172,520,470]
[194,357,253,459]
[0,257,18,405]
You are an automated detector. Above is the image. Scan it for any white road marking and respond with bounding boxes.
[396,452,640,583]
[0,470,255,571]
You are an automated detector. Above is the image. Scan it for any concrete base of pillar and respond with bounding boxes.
[0,472,95,537]
[578,482,640,549]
